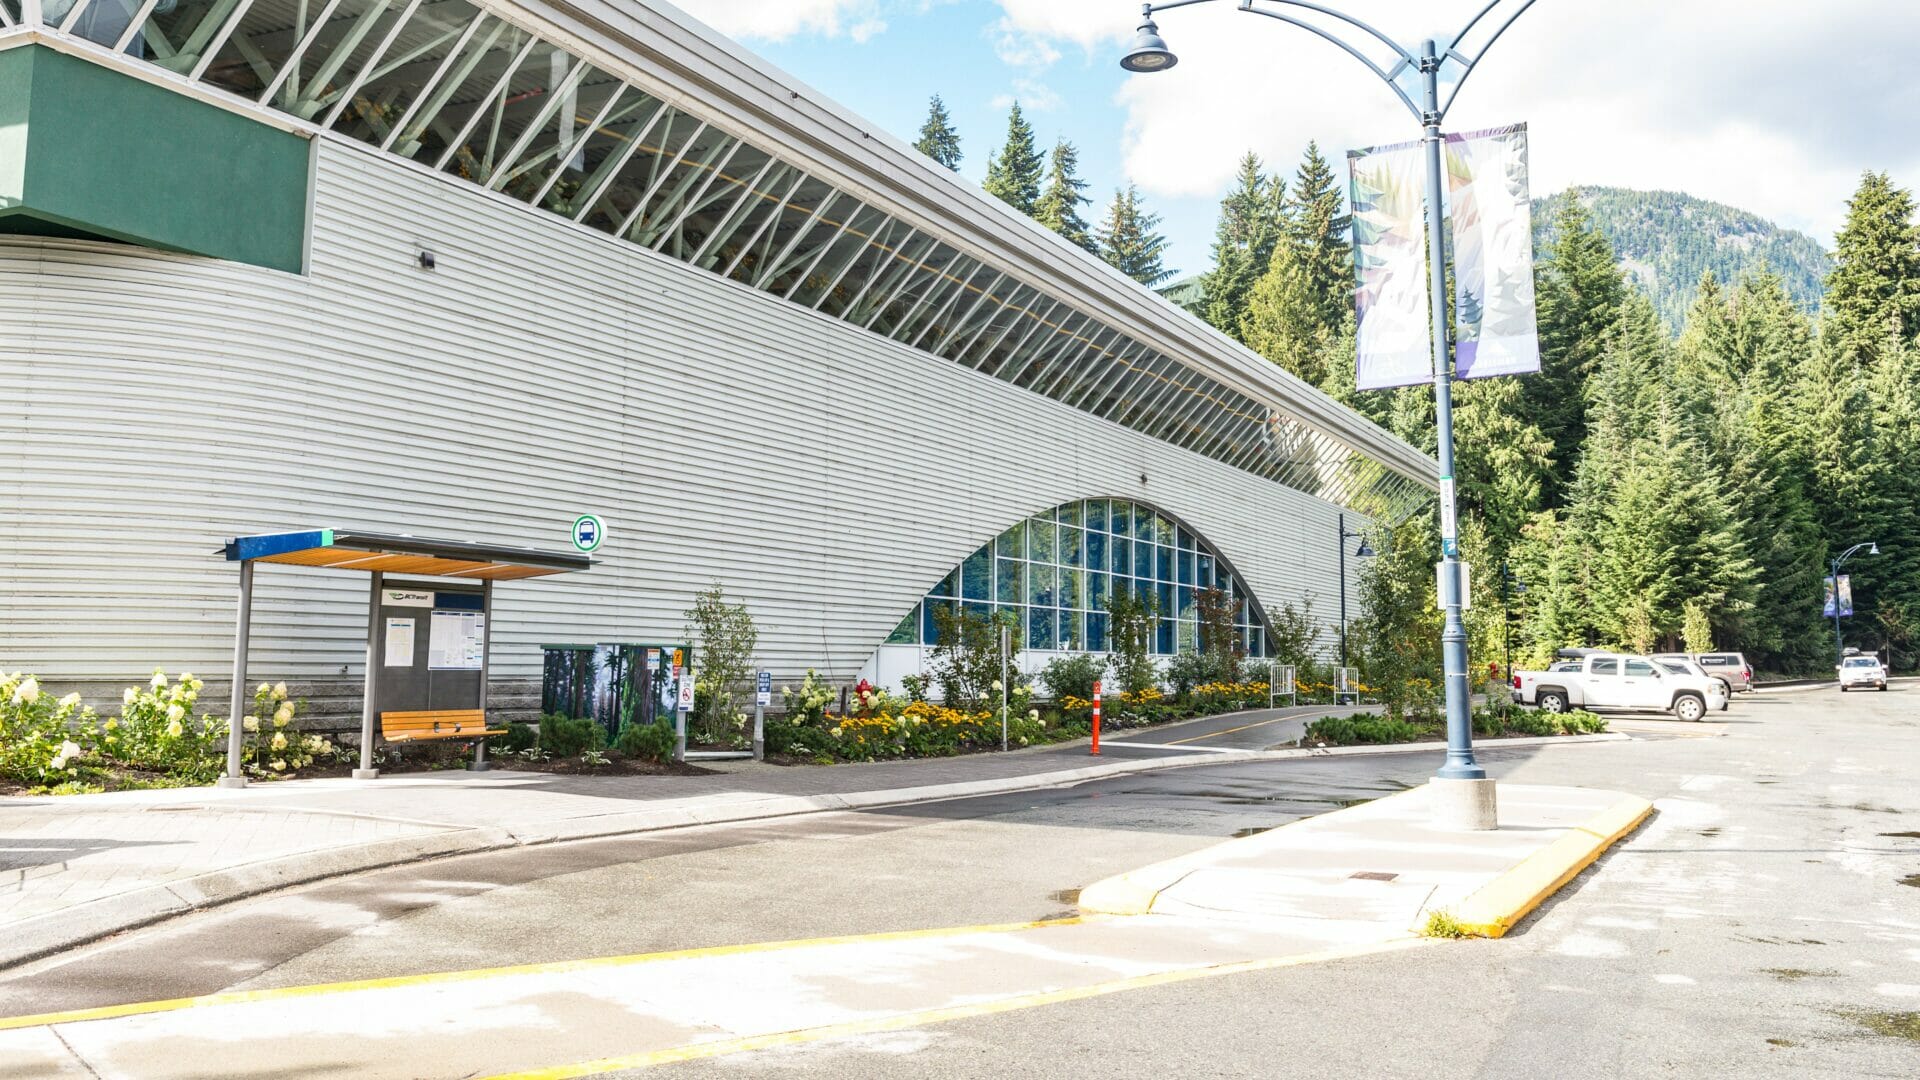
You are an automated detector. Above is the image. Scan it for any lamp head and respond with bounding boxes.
[1120,14,1177,73]
[1355,540,1376,559]
[1869,542,1881,555]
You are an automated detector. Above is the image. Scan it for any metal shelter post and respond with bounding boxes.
[218,561,254,789]
[353,570,384,779]
[470,578,494,771]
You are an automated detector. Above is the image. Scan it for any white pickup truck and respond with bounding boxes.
[1512,653,1727,722]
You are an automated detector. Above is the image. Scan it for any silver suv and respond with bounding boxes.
[1653,652,1752,694]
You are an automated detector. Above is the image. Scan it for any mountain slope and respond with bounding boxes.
[1534,187,1831,331]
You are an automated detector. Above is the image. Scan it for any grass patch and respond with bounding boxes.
[1422,910,1471,939]
[1847,1010,1920,1042]
[1763,968,1838,982]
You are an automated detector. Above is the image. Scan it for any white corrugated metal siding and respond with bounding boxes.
[0,134,1365,690]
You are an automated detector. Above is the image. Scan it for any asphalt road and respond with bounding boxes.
[4,689,1916,1078]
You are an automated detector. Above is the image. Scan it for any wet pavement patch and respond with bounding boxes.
[1048,888,1081,905]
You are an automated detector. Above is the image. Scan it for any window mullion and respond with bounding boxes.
[257,0,349,107]
[375,13,493,152]
[858,235,942,330]
[111,0,169,51]
[721,170,806,279]
[969,296,1055,372]
[756,192,841,290]
[929,271,1004,355]
[317,0,425,128]
[777,203,861,298]
[568,103,669,222]
[523,85,629,204]
[810,211,892,308]
[431,35,539,172]
[284,0,398,115]
[613,119,706,238]
[689,158,783,266]
[646,139,747,250]
[840,225,920,323]
[483,57,590,188]
[188,0,260,81]
[910,264,992,349]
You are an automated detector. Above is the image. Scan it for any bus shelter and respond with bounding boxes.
[217,530,593,786]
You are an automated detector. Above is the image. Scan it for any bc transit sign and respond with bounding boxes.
[571,514,605,553]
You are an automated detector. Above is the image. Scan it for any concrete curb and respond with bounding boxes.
[1447,793,1654,938]
[0,730,1628,970]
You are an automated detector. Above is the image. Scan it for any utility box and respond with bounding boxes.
[540,642,693,744]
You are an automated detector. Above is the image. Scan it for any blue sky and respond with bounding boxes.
[672,0,1920,278]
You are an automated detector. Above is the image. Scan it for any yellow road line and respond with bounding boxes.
[484,937,1431,1079]
[0,917,1085,1033]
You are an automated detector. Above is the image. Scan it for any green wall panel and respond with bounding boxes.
[0,46,310,273]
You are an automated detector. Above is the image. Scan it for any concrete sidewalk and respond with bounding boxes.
[0,708,1623,970]
[0,781,1648,1080]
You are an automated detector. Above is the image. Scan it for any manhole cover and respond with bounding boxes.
[1350,871,1399,882]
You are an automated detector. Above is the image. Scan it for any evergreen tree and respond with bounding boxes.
[1823,171,1920,368]
[1531,197,1628,505]
[1201,152,1285,340]
[912,94,963,171]
[1097,184,1174,287]
[1284,141,1353,336]
[982,102,1044,215]
[1033,138,1095,252]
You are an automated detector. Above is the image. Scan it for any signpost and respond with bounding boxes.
[673,669,694,763]
[753,670,771,760]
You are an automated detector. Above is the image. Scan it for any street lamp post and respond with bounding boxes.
[1829,541,1880,666]
[1499,562,1525,681]
[1337,512,1375,669]
[1123,0,1537,827]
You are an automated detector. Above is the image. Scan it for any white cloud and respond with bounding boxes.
[990,15,1062,70]
[996,0,1920,243]
[670,0,885,43]
[991,77,1065,114]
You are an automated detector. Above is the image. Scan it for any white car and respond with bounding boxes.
[1838,655,1888,691]
[1513,652,1728,721]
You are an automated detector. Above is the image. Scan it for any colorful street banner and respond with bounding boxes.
[1824,574,1854,617]
[1347,138,1431,391]
[1448,123,1541,379]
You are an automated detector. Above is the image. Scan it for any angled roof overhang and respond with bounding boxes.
[221,530,593,580]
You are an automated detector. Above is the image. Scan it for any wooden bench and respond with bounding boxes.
[379,709,505,743]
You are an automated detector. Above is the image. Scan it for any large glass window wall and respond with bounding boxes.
[21,0,1428,521]
[885,500,1272,660]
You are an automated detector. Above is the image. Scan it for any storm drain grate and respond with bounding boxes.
[1349,871,1399,882]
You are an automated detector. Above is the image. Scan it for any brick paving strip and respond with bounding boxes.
[0,705,1626,969]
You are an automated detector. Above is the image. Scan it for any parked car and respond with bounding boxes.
[1651,652,1750,697]
[1655,658,1730,711]
[1838,654,1888,691]
[1513,652,1727,721]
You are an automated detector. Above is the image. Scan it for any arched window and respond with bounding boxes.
[884,499,1274,658]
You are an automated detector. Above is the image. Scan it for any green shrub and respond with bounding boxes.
[1164,650,1212,701]
[1302,714,1426,746]
[538,713,607,757]
[1561,709,1608,734]
[617,719,675,763]
[1039,654,1107,702]
[500,721,537,753]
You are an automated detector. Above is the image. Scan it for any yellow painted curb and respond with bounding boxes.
[1446,795,1654,938]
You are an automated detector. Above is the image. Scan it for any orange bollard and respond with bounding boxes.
[1091,679,1102,755]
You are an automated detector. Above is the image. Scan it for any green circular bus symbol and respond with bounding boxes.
[572,514,605,553]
